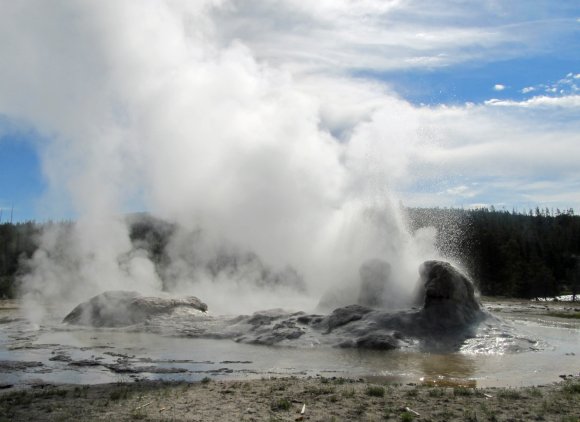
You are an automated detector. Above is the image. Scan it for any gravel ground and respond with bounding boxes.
[1,375,579,421]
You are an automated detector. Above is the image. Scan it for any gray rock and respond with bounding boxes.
[63,290,207,327]
[229,260,486,350]
[171,260,484,351]
[418,260,482,327]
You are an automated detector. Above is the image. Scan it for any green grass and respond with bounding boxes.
[38,389,68,399]
[305,385,335,395]
[547,312,580,319]
[341,386,355,398]
[0,390,32,407]
[130,409,147,420]
[525,387,543,397]
[463,409,478,422]
[365,385,385,397]
[270,398,291,411]
[561,382,580,394]
[427,388,445,397]
[109,387,131,401]
[73,386,89,398]
[453,387,474,396]
[497,388,522,399]
[479,402,498,421]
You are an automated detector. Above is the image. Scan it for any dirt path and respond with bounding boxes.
[1,375,579,421]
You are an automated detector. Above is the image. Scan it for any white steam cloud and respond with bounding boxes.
[0,1,472,318]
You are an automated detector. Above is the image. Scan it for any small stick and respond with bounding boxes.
[301,404,306,414]
[135,401,152,410]
[405,407,420,416]
[483,393,493,398]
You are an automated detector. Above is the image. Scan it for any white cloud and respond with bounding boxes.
[493,84,506,91]
[445,185,477,198]
[0,2,577,217]
[484,95,580,108]
[207,0,575,74]
[521,73,580,97]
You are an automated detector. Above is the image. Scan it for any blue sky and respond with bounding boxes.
[0,127,45,222]
[0,1,579,222]
[364,56,580,106]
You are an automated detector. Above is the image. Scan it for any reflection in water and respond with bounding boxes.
[346,349,477,387]
[420,353,475,378]
[418,353,477,387]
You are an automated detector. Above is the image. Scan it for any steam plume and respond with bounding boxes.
[1,2,441,317]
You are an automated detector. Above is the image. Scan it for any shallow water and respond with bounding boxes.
[1,303,578,388]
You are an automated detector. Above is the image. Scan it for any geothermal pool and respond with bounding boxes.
[1,300,578,389]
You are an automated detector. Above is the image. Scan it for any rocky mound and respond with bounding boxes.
[63,291,207,327]
[63,261,487,351]
[187,260,486,351]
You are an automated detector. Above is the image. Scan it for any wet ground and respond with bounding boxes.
[1,299,578,389]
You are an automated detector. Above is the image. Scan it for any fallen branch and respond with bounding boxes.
[135,401,152,410]
[405,407,420,416]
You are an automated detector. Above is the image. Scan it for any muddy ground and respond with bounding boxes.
[1,375,579,421]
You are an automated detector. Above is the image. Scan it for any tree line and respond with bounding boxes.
[1,208,579,300]
[0,221,40,298]
[406,207,580,299]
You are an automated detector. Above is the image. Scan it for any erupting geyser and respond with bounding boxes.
[63,260,487,352]
[10,2,446,321]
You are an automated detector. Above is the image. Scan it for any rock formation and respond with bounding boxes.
[418,260,481,327]
[63,260,487,352]
[63,290,207,327]
[196,260,486,351]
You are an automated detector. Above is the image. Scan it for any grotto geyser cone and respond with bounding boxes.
[227,260,487,349]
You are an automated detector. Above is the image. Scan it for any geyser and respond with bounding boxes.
[62,260,487,352]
